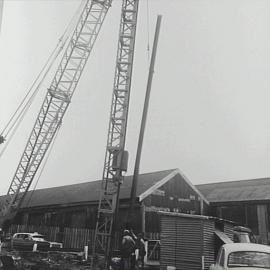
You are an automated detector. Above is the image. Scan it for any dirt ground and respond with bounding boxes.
[0,249,95,270]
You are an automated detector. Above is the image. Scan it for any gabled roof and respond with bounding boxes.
[139,168,208,204]
[7,169,177,209]
[196,177,270,203]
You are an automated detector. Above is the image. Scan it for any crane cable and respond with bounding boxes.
[2,44,62,137]
[0,0,85,156]
[146,0,150,61]
[0,44,62,159]
[0,0,85,139]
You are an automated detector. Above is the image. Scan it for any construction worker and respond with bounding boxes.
[136,233,146,269]
[130,231,146,270]
[120,230,135,270]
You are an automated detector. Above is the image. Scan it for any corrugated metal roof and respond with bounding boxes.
[1,169,176,208]
[196,177,270,203]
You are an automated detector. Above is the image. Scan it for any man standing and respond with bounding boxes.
[135,233,146,270]
[120,230,135,270]
[129,230,146,270]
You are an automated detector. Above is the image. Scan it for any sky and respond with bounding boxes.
[0,1,3,32]
[1,0,270,195]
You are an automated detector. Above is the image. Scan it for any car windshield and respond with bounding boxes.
[228,251,270,269]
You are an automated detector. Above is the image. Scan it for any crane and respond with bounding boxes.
[1,0,140,267]
[0,0,112,228]
[93,0,139,266]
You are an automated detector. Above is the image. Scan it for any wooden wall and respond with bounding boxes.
[16,173,208,235]
[142,173,208,233]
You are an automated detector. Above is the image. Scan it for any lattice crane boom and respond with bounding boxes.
[0,0,112,226]
[93,0,139,264]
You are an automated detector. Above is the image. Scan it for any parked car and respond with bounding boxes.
[210,243,270,270]
[11,232,62,251]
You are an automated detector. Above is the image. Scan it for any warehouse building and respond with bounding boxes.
[4,169,270,246]
[197,177,270,245]
[8,168,208,234]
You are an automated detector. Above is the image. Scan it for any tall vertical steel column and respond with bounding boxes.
[93,0,139,262]
[130,15,162,210]
[0,0,112,227]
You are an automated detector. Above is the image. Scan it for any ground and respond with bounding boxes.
[0,249,94,270]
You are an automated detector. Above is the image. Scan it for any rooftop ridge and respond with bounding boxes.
[27,168,177,192]
[196,176,270,188]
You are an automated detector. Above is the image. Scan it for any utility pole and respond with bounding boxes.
[130,15,162,212]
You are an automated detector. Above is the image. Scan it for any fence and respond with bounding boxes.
[8,224,160,260]
[63,227,94,249]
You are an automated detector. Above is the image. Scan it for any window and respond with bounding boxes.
[23,234,29,240]
[228,251,270,268]
[218,248,225,266]
[216,247,225,266]
[15,234,25,239]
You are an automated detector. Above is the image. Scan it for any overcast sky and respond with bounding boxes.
[0,1,3,32]
[1,0,270,195]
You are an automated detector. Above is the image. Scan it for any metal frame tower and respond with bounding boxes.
[93,0,139,262]
[0,0,112,226]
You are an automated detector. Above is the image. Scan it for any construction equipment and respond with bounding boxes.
[130,15,162,211]
[1,0,140,266]
[0,0,112,227]
[93,0,139,267]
